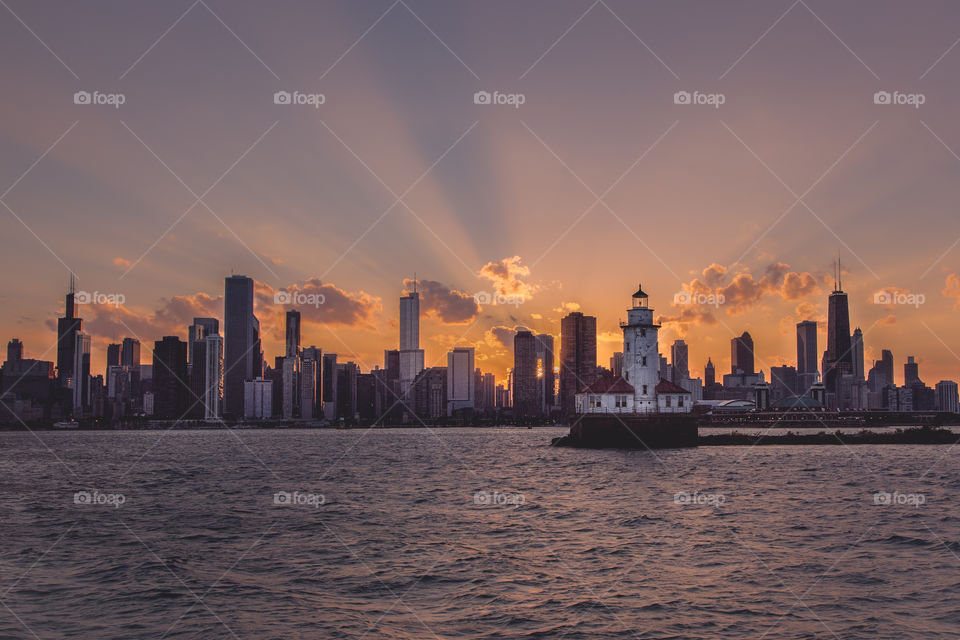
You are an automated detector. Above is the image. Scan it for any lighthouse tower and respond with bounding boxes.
[621,283,660,413]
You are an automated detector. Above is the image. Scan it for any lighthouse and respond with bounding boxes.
[621,283,660,413]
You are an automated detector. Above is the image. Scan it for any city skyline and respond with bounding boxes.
[8,265,952,398]
[3,2,960,392]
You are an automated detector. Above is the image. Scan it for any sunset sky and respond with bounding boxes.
[2,0,960,385]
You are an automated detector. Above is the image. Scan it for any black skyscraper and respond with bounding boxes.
[559,312,597,416]
[731,332,755,375]
[106,343,121,368]
[823,271,853,396]
[153,336,188,420]
[796,320,818,393]
[514,330,540,419]
[224,276,258,417]
[121,338,141,370]
[56,276,82,383]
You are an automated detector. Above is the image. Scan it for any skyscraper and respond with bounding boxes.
[535,334,555,415]
[56,276,82,384]
[796,320,818,394]
[851,327,865,381]
[904,356,921,386]
[121,338,141,370]
[71,332,90,417]
[152,336,188,420]
[513,330,539,419]
[559,311,597,416]
[704,358,716,387]
[610,352,624,378]
[398,284,425,396]
[731,332,755,375]
[301,347,322,420]
[935,380,959,414]
[202,334,223,421]
[224,275,258,417]
[285,310,301,358]
[322,352,338,421]
[446,347,475,416]
[823,269,853,401]
[106,343,121,369]
[868,349,894,397]
[188,318,219,365]
[670,339,689,382]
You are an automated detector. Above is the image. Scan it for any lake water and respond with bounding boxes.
[1,427,959,639]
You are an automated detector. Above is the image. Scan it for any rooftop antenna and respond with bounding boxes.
[838,253,842,291]
[69,272,76,294]
[413,272,417,294]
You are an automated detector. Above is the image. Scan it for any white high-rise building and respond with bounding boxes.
[447,347,475,415]
[621,284,660,413]
[400,287,419,351]
[72,332,91,417]
[935,380,959,413]
[398,285,425,395]
[203,334,223,421]
[852,327,865,381]
[244,378,272,419]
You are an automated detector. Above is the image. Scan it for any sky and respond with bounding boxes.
[2,0,960,386]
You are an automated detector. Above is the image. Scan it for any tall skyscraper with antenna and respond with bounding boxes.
[398,278,424,396]
[56,274,82,386]
[823,257,853,407]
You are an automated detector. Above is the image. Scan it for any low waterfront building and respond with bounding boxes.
[575,377,634,414]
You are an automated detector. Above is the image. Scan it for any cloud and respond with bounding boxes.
[479,256,536,299]
[265,278,381,329]
[402,278,478,324]
[878,313,897,326]
[488,325,519,350]
[657,307,718,335]
[83,292,221,342]
[112,257,131,269]
[781,271,820,300]
[673,261,823,317]
[81,278,380,355]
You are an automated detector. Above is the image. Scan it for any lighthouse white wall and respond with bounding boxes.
[622,306,660,414]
